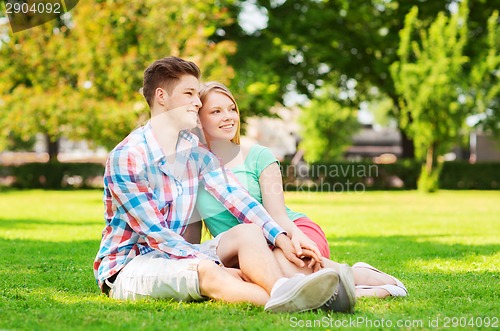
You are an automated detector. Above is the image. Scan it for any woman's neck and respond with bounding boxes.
[208,139,242,166]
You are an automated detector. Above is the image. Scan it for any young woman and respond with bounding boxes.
[195,81,408,302]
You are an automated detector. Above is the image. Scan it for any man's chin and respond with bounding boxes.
[181,121,198,131]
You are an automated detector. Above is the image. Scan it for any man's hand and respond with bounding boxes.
[275,233,322,269]
[274,233,305,268]
[289,228,323,269]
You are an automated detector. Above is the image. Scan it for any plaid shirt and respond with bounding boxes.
[93,122,285,288]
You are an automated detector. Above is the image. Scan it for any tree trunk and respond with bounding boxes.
[400,128,415,159]
[425,143,435,175]
[389,94,415,159]
[45,134,60,163]
[418,142,440,193]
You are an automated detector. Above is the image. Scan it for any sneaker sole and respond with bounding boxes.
[265,268,340,313]
[338,264,356,313]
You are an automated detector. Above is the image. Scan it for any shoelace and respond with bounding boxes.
[324,290,339,307]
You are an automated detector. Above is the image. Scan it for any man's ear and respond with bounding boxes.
[155,87,166,106]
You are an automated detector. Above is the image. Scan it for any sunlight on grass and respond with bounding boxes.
[412,252,500,273]
[0,189,103,242]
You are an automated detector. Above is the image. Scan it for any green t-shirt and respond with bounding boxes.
[197,144,306,237]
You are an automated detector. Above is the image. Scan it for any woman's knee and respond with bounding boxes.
[229,223,263,242]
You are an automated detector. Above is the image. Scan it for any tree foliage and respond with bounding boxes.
[0,0,236,159]
[468,10,500,135]
[298,86,360,163]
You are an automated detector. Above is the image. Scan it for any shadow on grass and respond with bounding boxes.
[0,218,102,228]
[0,239,100,295]
[2,235,498,297]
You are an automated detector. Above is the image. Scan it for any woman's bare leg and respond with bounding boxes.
[271,250,397,298]
[216,224,286,294]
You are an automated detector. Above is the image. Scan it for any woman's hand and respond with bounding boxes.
[297,249,324,273]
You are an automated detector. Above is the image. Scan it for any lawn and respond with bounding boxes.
[0,189,499,330]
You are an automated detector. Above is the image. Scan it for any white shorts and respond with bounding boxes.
[196,232,224,261]
[109,234,224,301]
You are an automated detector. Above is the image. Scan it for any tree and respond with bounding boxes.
[224,0,500,158]
[390,1,500,192]
[0,17,84,161]
[0,0,236,161]
[298,86,360,162]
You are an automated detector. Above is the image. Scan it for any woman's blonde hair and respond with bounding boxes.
[198,81,241,145]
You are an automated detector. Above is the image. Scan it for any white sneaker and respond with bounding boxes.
[264,268,340,313]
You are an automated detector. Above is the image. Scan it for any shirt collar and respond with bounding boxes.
[143,122,199,179]
[144,121,165,164]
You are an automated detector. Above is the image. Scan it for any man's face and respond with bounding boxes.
[163,74,202,130]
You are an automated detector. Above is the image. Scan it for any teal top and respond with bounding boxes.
[197,144,306,237]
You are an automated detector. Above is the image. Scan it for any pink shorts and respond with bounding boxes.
[294,217,330,258]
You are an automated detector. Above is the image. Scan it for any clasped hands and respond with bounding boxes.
[275,230,323,272]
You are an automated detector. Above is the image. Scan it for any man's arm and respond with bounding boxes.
[106,148,208,259]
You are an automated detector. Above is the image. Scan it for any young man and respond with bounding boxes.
[93,56,340,312]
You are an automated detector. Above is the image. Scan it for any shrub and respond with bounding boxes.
[439,161,500,189]
[281,160,499,191]
[0,162,104,189]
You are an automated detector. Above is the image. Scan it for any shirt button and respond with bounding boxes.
[175,180,183,194]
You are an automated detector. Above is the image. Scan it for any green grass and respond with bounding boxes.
[0,189,499,330]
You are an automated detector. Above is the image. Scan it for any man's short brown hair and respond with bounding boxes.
[143,56,201,107]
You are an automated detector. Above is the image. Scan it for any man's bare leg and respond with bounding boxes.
[197,260,269,305]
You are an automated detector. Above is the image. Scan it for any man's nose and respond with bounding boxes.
[193,96,202,109]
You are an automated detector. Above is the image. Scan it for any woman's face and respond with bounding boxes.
[199,91,239,143]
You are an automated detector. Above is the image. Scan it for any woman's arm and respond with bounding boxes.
[259,162,322,265]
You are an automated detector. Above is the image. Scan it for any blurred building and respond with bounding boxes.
[242,106,301,161]
[470,131,500,163]
[344,124,401,161]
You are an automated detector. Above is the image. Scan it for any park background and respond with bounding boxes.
[0,0,499,330]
